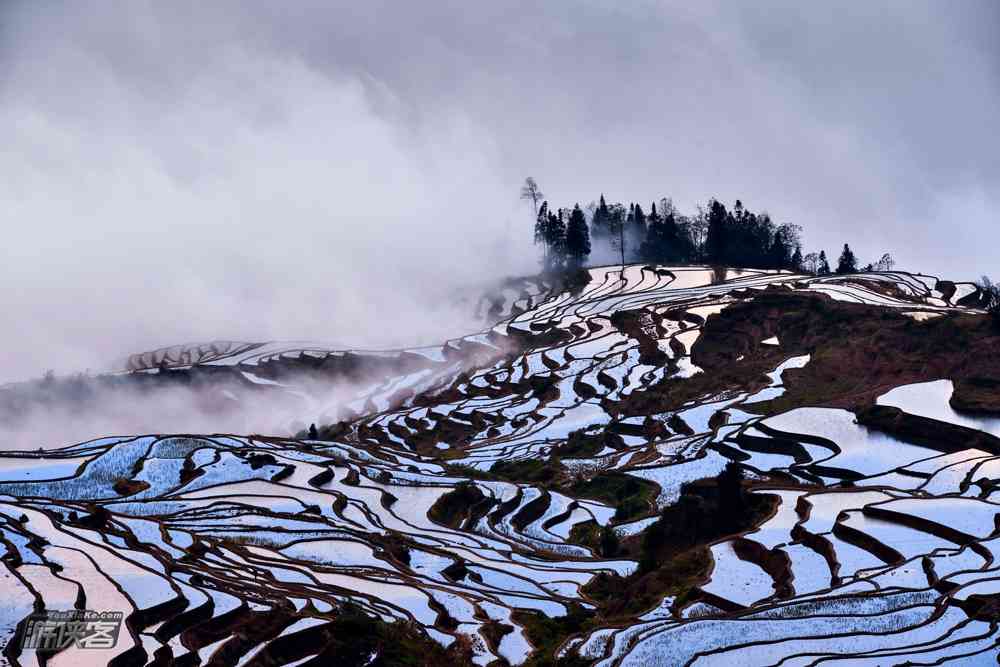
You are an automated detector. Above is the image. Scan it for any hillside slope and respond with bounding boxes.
[2,265,999,666]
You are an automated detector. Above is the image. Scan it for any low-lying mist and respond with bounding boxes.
[3,1,999,448]
[0,337,510,450]
[1,3,536,386]
[0,377,312,451]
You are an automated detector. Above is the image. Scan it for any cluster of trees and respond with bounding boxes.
[521,177,893,276]
[702,199,802,270]
[977,276,1000,328]
[533,201,592,270]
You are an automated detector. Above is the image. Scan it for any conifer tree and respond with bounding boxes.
[818,250,831,275]
[629,203,647,260]
[641,202,665,262]
[544,209,567,270]
[705,200,728,264]
[836,243,858,274]
[528,189,889,278]
[590,194,611,245]
[608,203,627,272]
[767,234,789,269]
[564,204,591,267]
[534,201,550,263]
[790,245,804,272]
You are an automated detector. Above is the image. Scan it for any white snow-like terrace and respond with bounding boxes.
[3,265,995,665]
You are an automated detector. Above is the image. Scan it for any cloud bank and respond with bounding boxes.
[1,1,997,384]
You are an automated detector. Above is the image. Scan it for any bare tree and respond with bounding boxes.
[520,177,544,217]
[802,252,820,275]
[687,206,709,258]
[875,253,895,272]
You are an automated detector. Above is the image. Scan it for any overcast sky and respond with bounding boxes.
[1,1,997,382]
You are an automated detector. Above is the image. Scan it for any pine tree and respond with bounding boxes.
[564,204,591,267]
[790,245,803,272]
[534,201,550,263]
[774,224,802,270]
[590,194,611,244]
[767,234,790,269]
[705,200,728,264]
[544,209,567,270]
[608,203,627,272]
[528,191,872,278]
[663,212,680,261]
[629,203,647,260]
[641,202,665,262]
[836,243,857,274]
[818,250,831,275]
[633,203,646,229]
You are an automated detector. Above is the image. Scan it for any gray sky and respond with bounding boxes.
[1,1,997,382]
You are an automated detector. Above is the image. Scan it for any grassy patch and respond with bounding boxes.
[489,458,563,486]
[554,428,608,458]
[318,604,464,665]
[569,472,658,522]
[427,481,492,528]
[567,519,599,550]
[586,482,778,618]
[514,605,595,667]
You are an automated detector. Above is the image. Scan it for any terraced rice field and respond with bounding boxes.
[3,265,998,666]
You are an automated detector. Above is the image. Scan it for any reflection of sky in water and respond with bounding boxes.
[0,456,90,482]
[763,407,940,477]
[877,379,1000,438]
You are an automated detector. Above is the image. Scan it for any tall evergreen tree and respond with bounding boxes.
[544,209,567,270]
[818,250,831,275]
[528,190,889,277]
[647,201,661,232]
[608,203,627,271]
[629,203,647,260]
[565,204,591,267]
[641,202,666,262]
[705,200,728,264]
[764,223,800,269]
[534,201,550,263]
[790,245,804,272]
[664,211,683,261]
[836,243,858,274]
[633,203,646,228]
[590,194,611,245]
[767,234,789,269]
